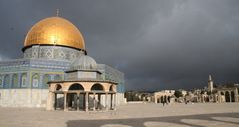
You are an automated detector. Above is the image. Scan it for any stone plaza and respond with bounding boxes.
[0,103,238,127]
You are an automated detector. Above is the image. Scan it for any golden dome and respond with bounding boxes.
[24,17,85,50]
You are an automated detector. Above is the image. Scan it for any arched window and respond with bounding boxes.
[4,74,10,88]
[0,75,3,87]
[68,83,84,91]
[43,74,51,88]
[32,74,39,88]
[12,74,18,88]
[91,83,104,91]
[225,91,230,102]
[21,73,27,87]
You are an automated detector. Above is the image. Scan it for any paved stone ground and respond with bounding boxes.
[0,103,239,127]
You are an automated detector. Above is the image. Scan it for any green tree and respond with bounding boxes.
[174,90,183,98]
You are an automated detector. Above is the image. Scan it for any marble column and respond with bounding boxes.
[77,92,80,111]
[113,93,116,110]
[98,93,101,110]
[85,92,89,112]
[46,91,54,111]
[64,92,68,111]
[105,93,108,111]
[93,92,96,111]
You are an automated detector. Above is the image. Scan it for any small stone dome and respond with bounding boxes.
[71,55,97,70]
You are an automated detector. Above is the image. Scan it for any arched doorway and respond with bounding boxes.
[225,91,230,102]
[231,91,235,102]
[68,83,84,111]
[54,84,63,110]
[164,95,167,103]
[91,84,105,110]
[160,96,164,103]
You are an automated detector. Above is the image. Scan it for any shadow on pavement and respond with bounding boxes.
[66,112,239,127]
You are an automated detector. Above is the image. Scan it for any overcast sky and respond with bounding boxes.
[0,0,239,91]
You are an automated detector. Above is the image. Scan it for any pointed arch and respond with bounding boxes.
[43,74,51,88]
[21,73,27,87]
[12,74,18,88]
[32,73,39,88]
[4,74,10,88]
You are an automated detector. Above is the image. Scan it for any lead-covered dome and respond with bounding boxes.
[71,55,97,70]
[23,17,85,51]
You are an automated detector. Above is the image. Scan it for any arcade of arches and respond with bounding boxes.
[216,88,239,103]
[46,81,117,111]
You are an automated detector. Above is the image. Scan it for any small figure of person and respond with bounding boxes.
[184,98,187,104]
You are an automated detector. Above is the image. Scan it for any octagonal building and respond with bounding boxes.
[0,16,125,109]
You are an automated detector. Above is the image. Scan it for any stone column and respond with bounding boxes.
[110,93,113,110]
[93,92,96,111]
[85,92,89,112]
[105,93,108,111]
[235,88,239,102]
[64,92,68,111]
[77,92,80,111]
[154,94,157,104]
[46,92,54,110]
[98,93,101,110]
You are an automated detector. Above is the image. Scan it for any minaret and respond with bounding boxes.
[208,75,213,93]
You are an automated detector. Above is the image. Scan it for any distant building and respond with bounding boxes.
[153,90,175,104]
[187,75,239,103]
[125,91,152,102]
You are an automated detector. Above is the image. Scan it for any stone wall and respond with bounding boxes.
[0,89,48,107]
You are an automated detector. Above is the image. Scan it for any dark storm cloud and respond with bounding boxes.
[0,0,239,91]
